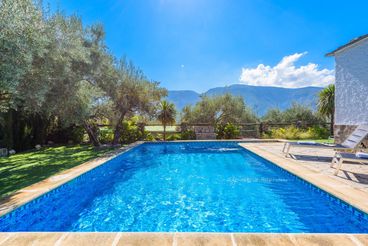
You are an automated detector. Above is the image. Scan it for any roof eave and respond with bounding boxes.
[325,34,368,57]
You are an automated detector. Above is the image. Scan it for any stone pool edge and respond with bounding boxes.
[238,143,368,216]
[0,232,368,245]
[0,141,144,217]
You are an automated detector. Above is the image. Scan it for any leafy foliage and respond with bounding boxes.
[181,94,258,125]
[180,130,196,140]
[216,123,240,139]
[157,100,176,140]
[318,84,335,134]
[99,127,114,144]
[166,134,181,141]
[0,0,166,150]
[264,126,330,140]
[263,103,323,124]
[100,58,167,144]
[119,120,144,144]
[318,84,335,119]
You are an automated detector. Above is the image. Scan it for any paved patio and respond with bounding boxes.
[244,142,368,192]
[0,232,367,246]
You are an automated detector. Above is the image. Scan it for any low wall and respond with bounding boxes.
[193,126,216,140]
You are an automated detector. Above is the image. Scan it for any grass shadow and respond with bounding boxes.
[0,145,114,198]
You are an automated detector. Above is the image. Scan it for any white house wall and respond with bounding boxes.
[334,39,368,125]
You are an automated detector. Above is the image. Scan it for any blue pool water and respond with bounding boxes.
[0,142,368,232]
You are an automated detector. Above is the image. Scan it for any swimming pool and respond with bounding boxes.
[0,141,367,232]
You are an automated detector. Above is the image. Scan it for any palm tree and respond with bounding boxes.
[157,100,176,140]
[318,84,335,135]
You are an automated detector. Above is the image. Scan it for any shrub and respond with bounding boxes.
[167,134,181,141]
[264,125,330,140]
[99,127,114,144]
[155,133,163,140]
[180,130,196,140]
[115,119,148,144]
[301,126,330,139]
[47,125,85,144]
[119,121,141,144]
[216,123,240,139]
[143,133,155,141]
[66,126,85,144]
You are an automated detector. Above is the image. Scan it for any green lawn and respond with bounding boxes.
[0,145,113,198]
[289,138,334,144]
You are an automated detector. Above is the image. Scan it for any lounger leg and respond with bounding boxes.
[334,158,344,175]
[282,142,287,153]
[285,143,291,157]
[331,153,338,167]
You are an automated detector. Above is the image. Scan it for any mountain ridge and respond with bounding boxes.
[167,84,323,116]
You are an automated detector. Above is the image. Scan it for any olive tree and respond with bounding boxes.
[181,94,257,125]
[100,58,167,144]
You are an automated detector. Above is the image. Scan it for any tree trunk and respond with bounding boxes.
[112,112,126,145]
[3,109,14,149]
[83,122,101,147]
[330,112,334,137]
[163,124,166,141]
[31,113,48,146]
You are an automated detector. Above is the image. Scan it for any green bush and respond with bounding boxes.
[167,134,181,141]
[48,125,85,144]
[99,127,114,144]
[119,121,144,144]
[216,123,240,139]
[264,125,330,140]
[180,130,196,140]
[67,126,86,144]
[155,133,163,140]
[143,133,155,141]
[301,126,330,139]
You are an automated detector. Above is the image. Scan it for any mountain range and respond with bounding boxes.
[167,84,323,116]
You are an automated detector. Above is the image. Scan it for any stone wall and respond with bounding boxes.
[334,124,368,147]
[193,126,216,140]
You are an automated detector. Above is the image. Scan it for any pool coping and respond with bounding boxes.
[238,143,368,216]
[0,232,368,245]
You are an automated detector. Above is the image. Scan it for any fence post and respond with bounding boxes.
[259,122,263,138]
[137,122,145,139]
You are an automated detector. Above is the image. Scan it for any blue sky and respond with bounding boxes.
[52,0,368,92]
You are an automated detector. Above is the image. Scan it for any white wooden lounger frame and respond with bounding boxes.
[331,152,368,175]
[282,125,368,158]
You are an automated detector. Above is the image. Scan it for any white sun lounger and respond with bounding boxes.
[282,124,368,157]
[331,152,368,175]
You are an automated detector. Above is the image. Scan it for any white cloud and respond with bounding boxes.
[239,52,335,88]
